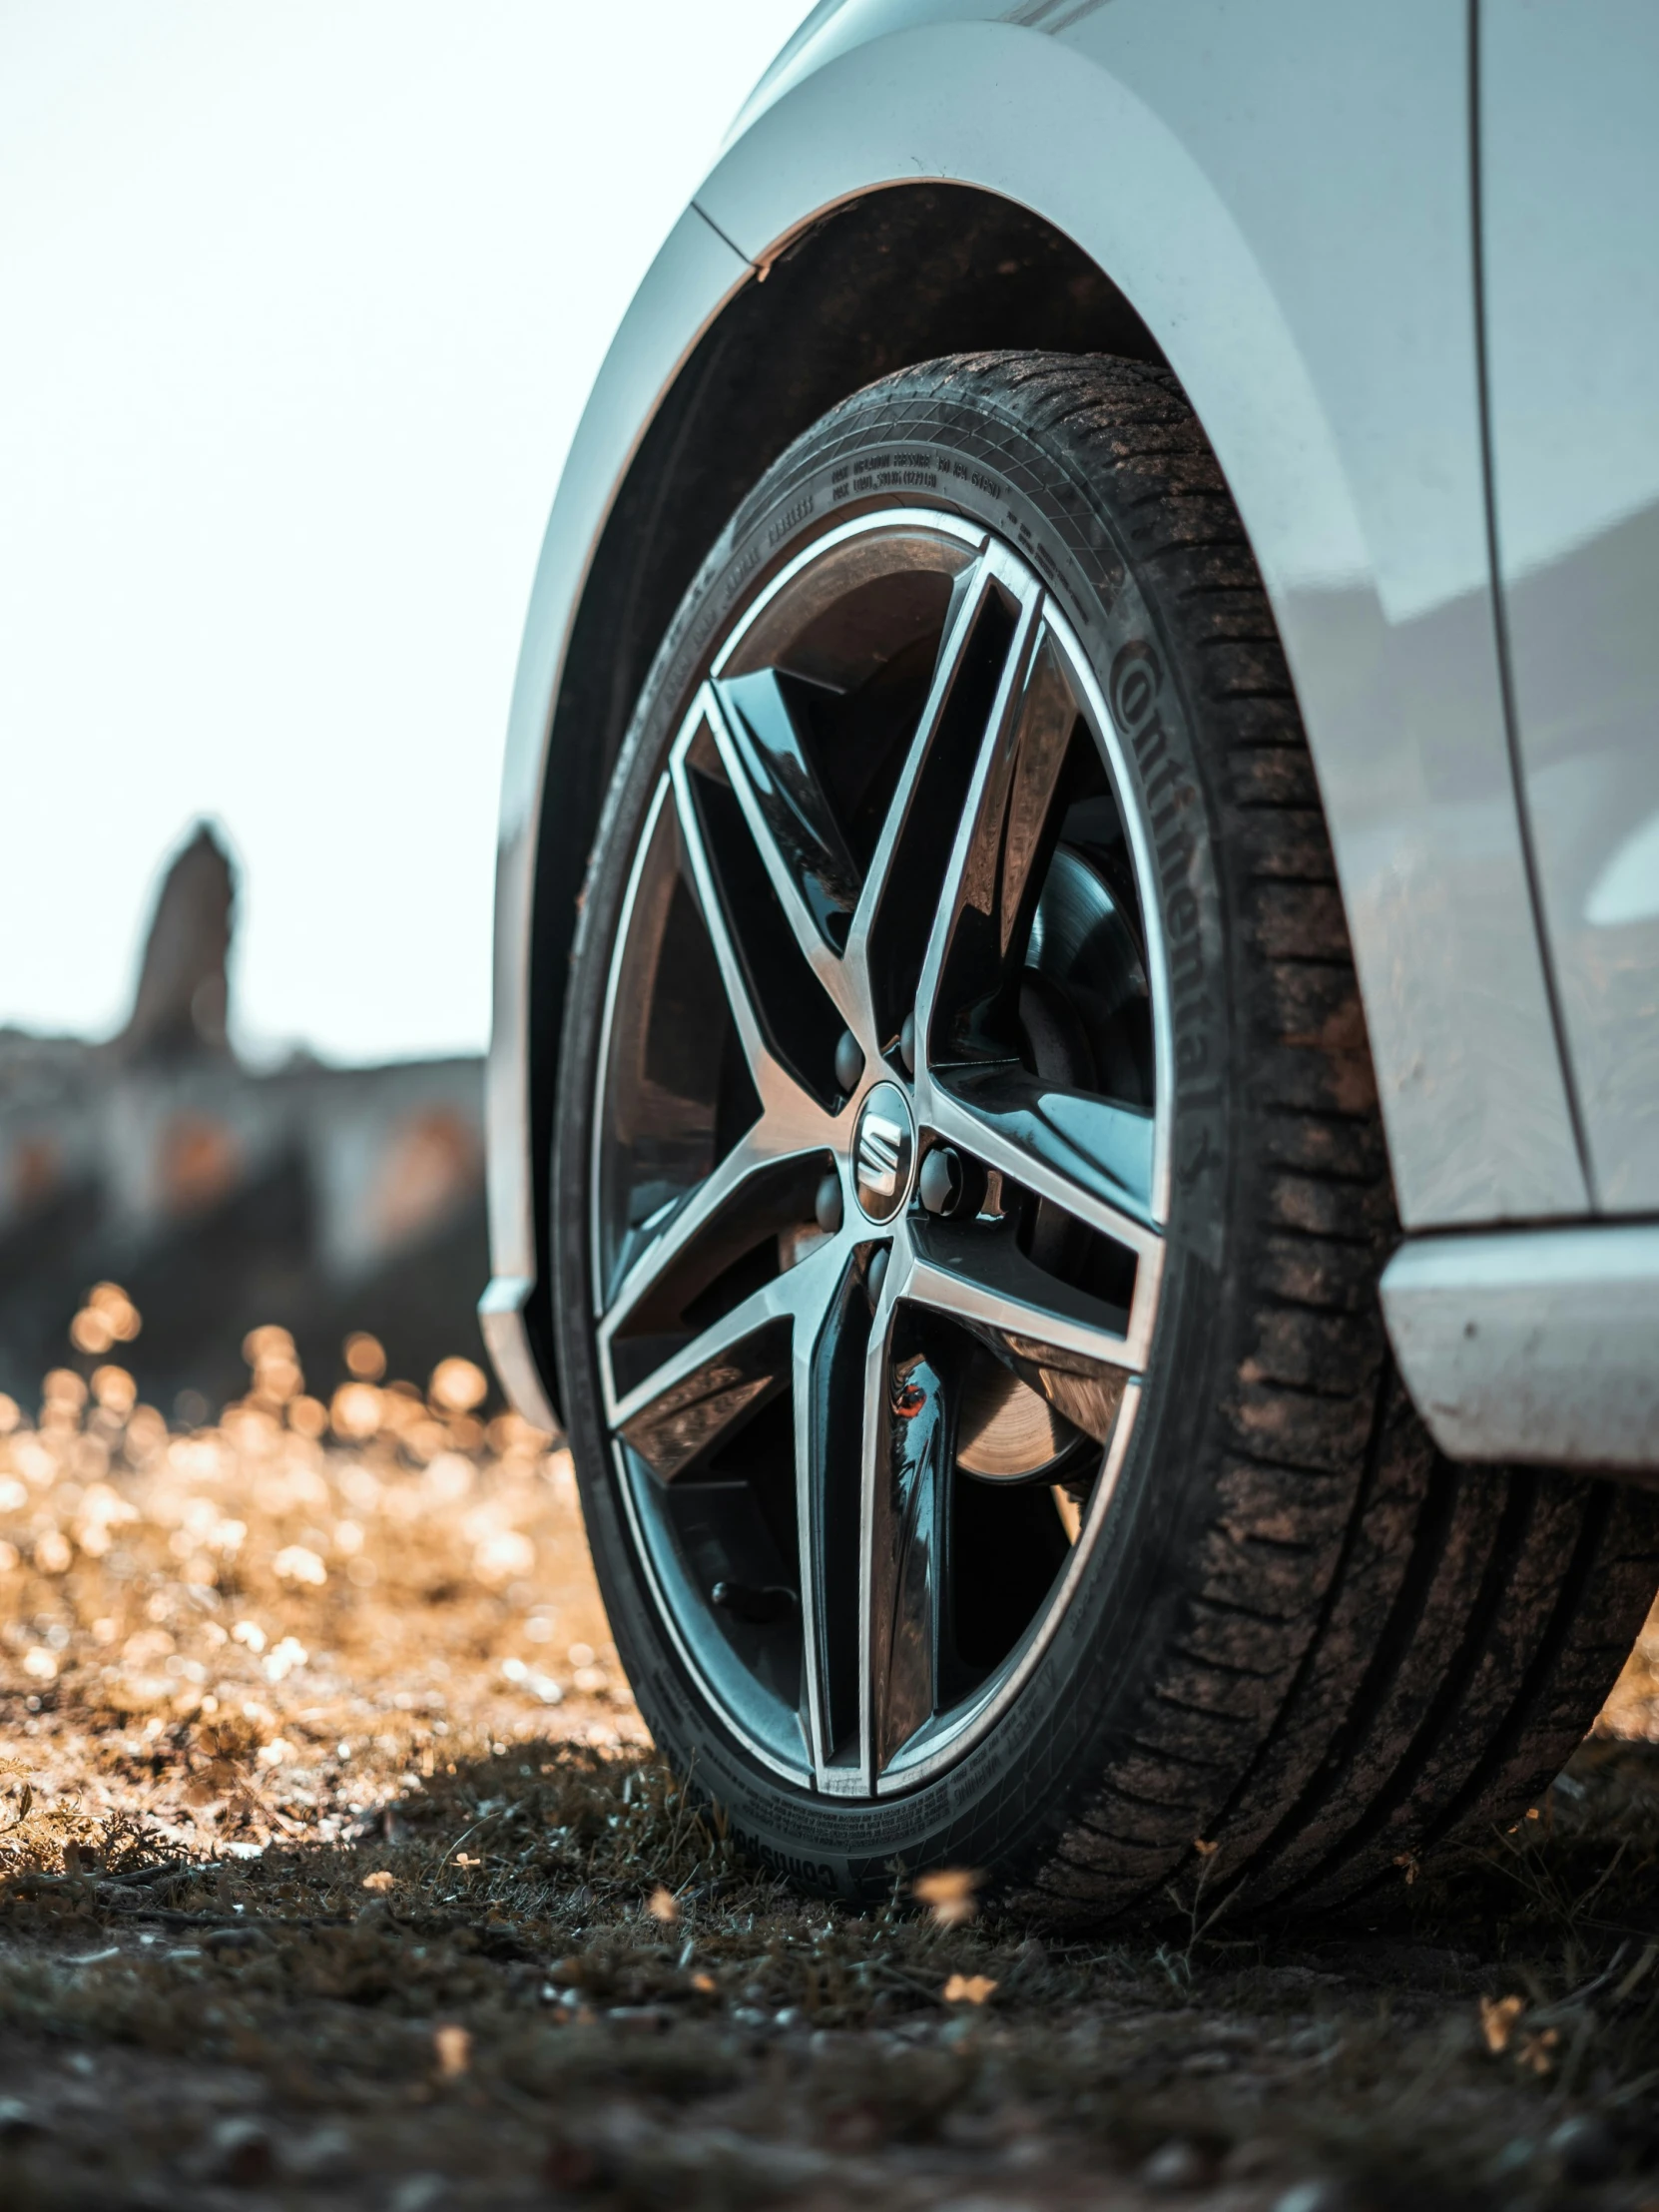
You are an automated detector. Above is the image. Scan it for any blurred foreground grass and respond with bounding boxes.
[3,1313,1659,2209]
[0,1321,641,1861]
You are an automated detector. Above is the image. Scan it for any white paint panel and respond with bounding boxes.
[1483,3,1659,1210]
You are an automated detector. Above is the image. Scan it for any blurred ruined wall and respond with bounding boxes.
[0,825,490,1414]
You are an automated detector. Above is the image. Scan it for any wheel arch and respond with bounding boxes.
[490,182,1162,1420]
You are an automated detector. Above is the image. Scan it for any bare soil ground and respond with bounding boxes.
[4,1342,1659,2211]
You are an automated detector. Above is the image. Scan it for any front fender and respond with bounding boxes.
[480,203,751,1427]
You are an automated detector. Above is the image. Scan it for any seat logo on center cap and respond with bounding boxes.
[852,1082,915,1223]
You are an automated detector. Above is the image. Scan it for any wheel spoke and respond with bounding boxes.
[913,623,1076,1063]
[794,1249,871,1777]
[845,559,1039,1051]
[669,748,804,1104]
[598,1125,822,1357]
[858,1290,952,1777]
[616,1318,792,1483]
[709,673,863,973]
[694,680,864,1039]
[902,1217,1141,1442]
[926,1065,1160,1255]
[672,721,851,1106]
[610,1236,843,1479]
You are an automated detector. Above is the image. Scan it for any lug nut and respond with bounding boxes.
[918,1147,961,1216]
[918,1145,986,1219]
[712,1579,796,1626]
[899,1012,916,1076]
[834,1030,864,1095]
[865,1247,889,1307]
[814,1171,843,1235]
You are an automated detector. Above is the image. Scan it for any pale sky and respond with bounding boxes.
[0,1,807,1064]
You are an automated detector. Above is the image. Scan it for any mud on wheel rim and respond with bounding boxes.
[588,509,1173,1799]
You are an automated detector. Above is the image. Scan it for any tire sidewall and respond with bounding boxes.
[554,368,1236,1901]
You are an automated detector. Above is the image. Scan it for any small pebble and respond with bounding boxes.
[1181,2047,1235,2073]
[1273,2181,1350,2212]
[1141,2137,1214,2191]
[1000,2136,1050,2171]
[390,2177,447,2212]
[1548,2114,1619,2183]
[203,1925,270,1957]
[200,2115,275,2186]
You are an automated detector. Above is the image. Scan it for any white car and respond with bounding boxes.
[480,1,1659,1913]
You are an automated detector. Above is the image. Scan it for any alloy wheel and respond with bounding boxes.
[588,512,1171,1796]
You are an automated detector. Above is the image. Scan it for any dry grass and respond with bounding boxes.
[4,1339,1659,2209]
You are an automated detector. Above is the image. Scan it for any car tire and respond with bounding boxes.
[550,350,1659,1918]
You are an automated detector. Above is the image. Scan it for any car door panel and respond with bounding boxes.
[1482,0,1659,1210]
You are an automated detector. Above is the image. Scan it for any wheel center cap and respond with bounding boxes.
[851,1081,916,1223]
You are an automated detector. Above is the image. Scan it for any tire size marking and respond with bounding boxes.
[831,458,939,498]
[767,493,815,547]
[941,458,1003,502]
